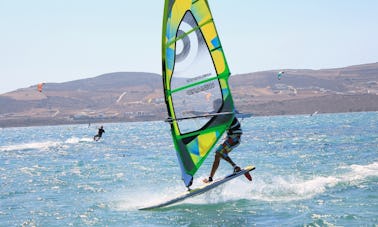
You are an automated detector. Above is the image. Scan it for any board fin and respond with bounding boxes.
[244,172,252,181]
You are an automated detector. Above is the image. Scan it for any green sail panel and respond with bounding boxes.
[162,0,235,187]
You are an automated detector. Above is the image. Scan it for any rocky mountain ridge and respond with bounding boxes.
[1,63,377,127]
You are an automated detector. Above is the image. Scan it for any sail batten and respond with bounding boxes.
[162,0,236,187]
[171,76,218,94]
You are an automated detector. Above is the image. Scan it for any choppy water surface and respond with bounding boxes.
[1,112,377,226]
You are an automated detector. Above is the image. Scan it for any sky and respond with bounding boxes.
[1,0,377,94]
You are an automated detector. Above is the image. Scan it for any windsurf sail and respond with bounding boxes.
[162,0,236,187]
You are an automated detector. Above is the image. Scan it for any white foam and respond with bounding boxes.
[109,162,378,209]
[65,137,93,144]
[0,136,92,153]
[242,162,378,202]
[248,174,339,202]
[0,141,60,152]
[179,162,378,204]
[338,162,378,185]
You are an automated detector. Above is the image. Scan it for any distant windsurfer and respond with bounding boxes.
[203,115,242,183]
[93,126,105,141]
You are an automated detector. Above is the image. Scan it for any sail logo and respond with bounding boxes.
[186,82,215,95]
[186,73,211,83]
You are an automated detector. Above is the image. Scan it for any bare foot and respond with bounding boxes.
[203,177,213,183]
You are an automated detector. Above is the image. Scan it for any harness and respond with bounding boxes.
[227,117,243,135]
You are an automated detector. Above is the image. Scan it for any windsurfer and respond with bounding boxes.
[203,116,242,183]
[93,126,105,141]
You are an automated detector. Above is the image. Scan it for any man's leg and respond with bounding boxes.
[219,135,242,171]
[209,152,222,179]
[204,135,241,183]
[209,136,239,177]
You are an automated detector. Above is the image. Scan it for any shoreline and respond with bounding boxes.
[1,109,376,129]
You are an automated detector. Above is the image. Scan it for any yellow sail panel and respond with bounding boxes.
[189,153,200,165]
[212,50,227,74]
[198,132,217,157]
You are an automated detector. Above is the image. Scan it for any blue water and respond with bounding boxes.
[1,112,377,226]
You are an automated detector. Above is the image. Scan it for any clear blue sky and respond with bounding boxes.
[1,0,377,94]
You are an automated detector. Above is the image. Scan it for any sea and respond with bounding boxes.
[0,112,377,226]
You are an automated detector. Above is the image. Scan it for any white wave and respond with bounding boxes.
[108,162,378,209]
[347,162,378,181]
[0,141,61,152]
[65,137,93,144]
[247,175,339,202]
[0,136,93,152]
[235,161,378,202]
[171,173,339,204]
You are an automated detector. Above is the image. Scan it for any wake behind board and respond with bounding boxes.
[139,165,255,210]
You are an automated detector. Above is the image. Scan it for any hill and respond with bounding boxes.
[1,63,378,127]
[231,63,378,115]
